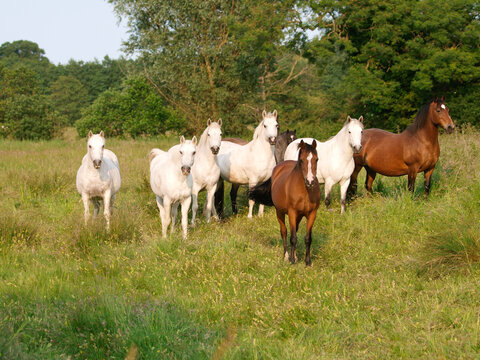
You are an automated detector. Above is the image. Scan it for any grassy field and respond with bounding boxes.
[0,127,479,359]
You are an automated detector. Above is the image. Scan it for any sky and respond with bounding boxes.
[0,0,130,64]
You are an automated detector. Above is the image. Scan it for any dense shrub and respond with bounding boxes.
[76,77,184,138]
[0,65,62,140]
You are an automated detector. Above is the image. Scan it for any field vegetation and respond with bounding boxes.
[1,127,479,358]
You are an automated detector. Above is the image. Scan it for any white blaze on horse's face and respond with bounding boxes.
[206,119,222,155]
[346,115,364,154]
[262,109,279,145]
[179,135,197,175]
[306,153,315,185]
[87,131,105,169]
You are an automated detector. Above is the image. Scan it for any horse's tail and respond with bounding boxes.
[149,148,163,163]
[248,178,273,206]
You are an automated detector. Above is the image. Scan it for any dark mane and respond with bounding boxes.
[409,101,433,132]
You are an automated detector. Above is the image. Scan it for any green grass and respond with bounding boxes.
[0,128,480,359]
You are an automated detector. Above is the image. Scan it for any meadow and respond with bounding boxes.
[0,127,479,359]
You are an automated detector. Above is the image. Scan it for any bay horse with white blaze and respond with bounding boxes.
[272,140,320,266]
[347,97,455,197]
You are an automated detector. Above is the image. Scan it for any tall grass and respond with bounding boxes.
[0,128,479,358]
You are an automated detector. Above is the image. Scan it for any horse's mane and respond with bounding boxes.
[198,126,209,147]
[409,101,433,132]
[253,120,264,140]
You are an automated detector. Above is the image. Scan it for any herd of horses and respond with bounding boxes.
[76,97,455,265]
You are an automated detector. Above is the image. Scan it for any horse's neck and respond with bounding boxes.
[412,111,439,145]
[332,127,354,159]
[250,127,273,156]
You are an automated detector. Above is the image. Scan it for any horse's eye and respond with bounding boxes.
[437,109,440,112]
[348,131,351,134]
[180,151,183,155]
[207,133,210,136]
[276,125,279,128]
[220,133,222,136]
[264,125,266,128]
[102,145,104,148]
[88,145,92,148]
[193,151,196,155]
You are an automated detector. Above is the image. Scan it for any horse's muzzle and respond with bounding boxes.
[353,145,363,153]
[93,160,102,169]
[305,179,318,188]
[445,124,455,134]
[269,137,277,145]
[181,166,191,175]
[210,146,219,155]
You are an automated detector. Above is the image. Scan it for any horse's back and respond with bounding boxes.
[355,128,412,175]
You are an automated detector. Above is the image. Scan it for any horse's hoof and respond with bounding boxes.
[284,252,289,262]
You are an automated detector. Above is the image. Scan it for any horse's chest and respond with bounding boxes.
[84,177,111,197]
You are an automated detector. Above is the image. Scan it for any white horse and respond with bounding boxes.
[284,116,364,213]
[169,119,223,225]
[217,110,278,218]
[76,130,121,230]
[150,136,197,239]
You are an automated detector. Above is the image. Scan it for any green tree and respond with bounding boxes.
[305,0,480,129]
[76,76,180,137]
[0,40,58,93]
[109,0,306,134]
[0,65,60,140]
[49,76,89,125]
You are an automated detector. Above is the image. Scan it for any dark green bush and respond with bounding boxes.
[76,77,184,138]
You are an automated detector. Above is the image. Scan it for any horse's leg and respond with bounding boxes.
[424,167,435,196]
[103,189,112,231]
[258,204,265,217]
[161,197,171,238]
[171,202,179,233]
[93,198,100,219]
[180,196,192,239]
[347,164,362,199]
[304,211,318,266]
[407,167,418,194]
[82,193,90,225]
[365,166,376,193]
[288,210,298,264]
[339,178,350,214]
[230,183,240,215]
[109,194,116,216]
[205,183,218,223]
[276,209,288,261]
[324,179,334,208]
[214,178,224,218]
[191,183,200,226]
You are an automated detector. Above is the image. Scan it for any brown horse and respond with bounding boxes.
[272,140,320,265]
[347,97,455,197]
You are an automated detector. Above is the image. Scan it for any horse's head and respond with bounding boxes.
[262,109,279,145]
[179,135,197,175]
[87,130,106,169]
[283,129,297,144]
[298,140,318,188]
[206,118,222,155]
[345,116,364,153]
[432,96,455,133]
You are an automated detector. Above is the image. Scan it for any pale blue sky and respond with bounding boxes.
[0,0,129,64]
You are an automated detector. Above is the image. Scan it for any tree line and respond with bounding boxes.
[1,0,479,140]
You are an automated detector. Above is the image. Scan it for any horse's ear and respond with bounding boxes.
[273,109,278,119]
[358,115,364,123]
[192,136,197,145]
[441,95,446,102]
[298,139,305,149]
[346,115,352,123]
[99,130,104,138]
[311,140,317,150]
[218,118,222,127]
[262,110,267,119]
[88,130,93,138]
[207,118,211,126]
[180,135,185,144]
